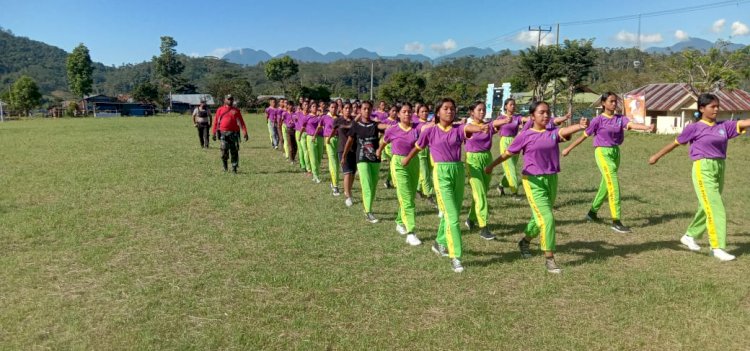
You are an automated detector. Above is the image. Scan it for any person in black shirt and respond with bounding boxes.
[334,102,357,207]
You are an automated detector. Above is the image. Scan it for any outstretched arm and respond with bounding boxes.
[485,151,516,174]
[491,115,511,129]
[464,123,489,138]
[628,122,656,132]
[649,141,680,165]
[559,117,588,140]
[553,110,572,126]
[738,119,750,131]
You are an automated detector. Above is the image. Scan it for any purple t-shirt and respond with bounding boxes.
[296,113,309,133]
[521,118,556,132]
[305,114,324,136]
[508,128,566,175]
[282,111,294,128]
[499,114,523,137]
[464,120,494,153]
[322,114,338,137]
[585,114,631,147]
[384,123,421,156]
[381,117,399,126]
[265,107,273,121]
[676,120,743,160]
[371,111,388,122]
[416,124,467,162]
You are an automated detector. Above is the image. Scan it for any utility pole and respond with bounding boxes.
[636,14,642,51]
[528,25,552,49]
[369,61,374,101]
[556,23,560,46]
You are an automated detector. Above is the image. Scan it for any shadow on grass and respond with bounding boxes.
[559,239,683,266]
[555,194,649,207]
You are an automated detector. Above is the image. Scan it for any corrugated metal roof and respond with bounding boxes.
[171,94,215,105]
[626,83,750,112]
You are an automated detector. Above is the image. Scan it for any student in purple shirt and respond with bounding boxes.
[295,101,311,174]
[323,101,341,196]
[305,104,325,183]
[414,105,437,208]
[283,101,297,164]
[485,101,588,274]
[495,98,525,199]
[371,100,389,122]
[649,93,749,261]
[276,98,287,153]
[376,103,428,246]
[379,105,399,189]
[563,92,655,233]
[265,98,279,148]
[463,101,512,241]
[402,98,488,273]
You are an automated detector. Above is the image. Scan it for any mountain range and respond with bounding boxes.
[645,37,746,54]
[222,46,497,65]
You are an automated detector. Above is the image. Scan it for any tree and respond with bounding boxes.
[66,43,94,98]
[517,45,561,101]
[423,65,482,111]
[377,71,425,104]
[668,41,749,94]
[153,36,185,90]
[205,73,254,110]
[264,56,299,95]
[9,75,42,116]
[297,85,331,101]
[132,81,160,104]
[555,39,598,112]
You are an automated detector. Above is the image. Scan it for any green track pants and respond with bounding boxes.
[433,162,465,259]
[297,132,310,172]
[326,137,340,187]
[391,154,419,233]
[686,159,727,249]
[499,136,520,194]
[306,135,324,179]
[591,146,622,220]
[522,174,558,252]
[357,162,380,213]
[466,151,492,228]
[282,125,289,158]
[418,147,434,196]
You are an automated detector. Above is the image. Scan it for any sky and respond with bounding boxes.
[1,0,749,66]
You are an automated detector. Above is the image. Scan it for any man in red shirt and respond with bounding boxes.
[212,95,248,173]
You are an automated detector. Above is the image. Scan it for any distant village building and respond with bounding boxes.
[170,94,215,114]
[80,94,155,117]
[624,83,750,134]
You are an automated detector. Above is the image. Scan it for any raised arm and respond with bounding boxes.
[628,121,656,132]
[649,141,680,165]
[464,123,489,138]
[738,119,750,131]
[491,115,511,129]
[553,110,572,126]
[559,117,588,141]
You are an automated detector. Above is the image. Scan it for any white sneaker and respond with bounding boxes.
[405,234,422,246]
[711,249,736,262]
[438,211,444,218]
[312,177,321,184]
[396,224,407,235]
[344,197,353,207]
[680,235,701,251]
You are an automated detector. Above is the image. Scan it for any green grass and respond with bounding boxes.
[1,115,750,350]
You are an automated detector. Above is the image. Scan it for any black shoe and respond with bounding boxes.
[611,220,631,233]
[518,238,532,258]
[431,242,449,257]
[232,166,238,174]
[222,160,228,171]
[479,227,496,240]
[464,219,476,231]
[585,210,598,222]
[497,185,505,196]
[385,180,393,189]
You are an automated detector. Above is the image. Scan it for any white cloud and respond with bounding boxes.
[404,41,424,54]
[731,21,749,36]
[712,19,726,33]
[614,30,663,45]
[430,39,457,54]
[514,31,554,46]
[208,47,235,58]
[674,30,689,41]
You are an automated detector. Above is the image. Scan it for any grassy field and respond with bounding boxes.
[1,115,749,350]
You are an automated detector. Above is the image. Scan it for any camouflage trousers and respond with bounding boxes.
[220,131,240,169]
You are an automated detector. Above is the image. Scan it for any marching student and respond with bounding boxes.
[284,101,298,164]
[265,98,279,148]
[341,101,386,223]
[323,101,341,196]
[401,98,488,273]
[649,93,749,261]
[372,100,388,121]
[415,104,437,207]
[380,105,399,189]
[463,100,512,241]
[335,102,357,207]
[305,102,325,183]
[495,98,524,199]
[376,103,424,246]
[281,100,291,161]
[296,101,312,175]
[562,92,655,233]
[276,98,287,152]
[485,101,588,274]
